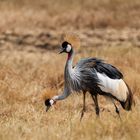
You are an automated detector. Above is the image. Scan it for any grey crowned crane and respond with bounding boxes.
[45,41,133,120]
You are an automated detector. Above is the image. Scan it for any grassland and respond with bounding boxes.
[0,45,140,140]
[0,0,140,140]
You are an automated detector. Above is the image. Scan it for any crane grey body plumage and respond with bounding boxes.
[45,41,133,119]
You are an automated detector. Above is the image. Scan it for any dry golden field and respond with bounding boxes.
[0,0,140,140]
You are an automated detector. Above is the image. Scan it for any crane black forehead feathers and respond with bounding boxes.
[62,41,71,48]
[45,99,50,106]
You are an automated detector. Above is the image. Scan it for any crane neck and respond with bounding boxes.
[66,49,74,68]
[51,49,74,102]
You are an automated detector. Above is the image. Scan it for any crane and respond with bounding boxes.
[45,41,133,120]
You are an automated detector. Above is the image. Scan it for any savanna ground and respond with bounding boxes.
[0,0,140,140]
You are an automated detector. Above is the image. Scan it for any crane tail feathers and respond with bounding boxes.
[120,83,133,111]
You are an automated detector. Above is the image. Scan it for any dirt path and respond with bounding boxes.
[0,28,140,52]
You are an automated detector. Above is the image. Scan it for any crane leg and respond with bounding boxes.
[91,94,100,116]
[80,91,86,121]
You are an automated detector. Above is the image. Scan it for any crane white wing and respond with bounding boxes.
[96,72,128,102]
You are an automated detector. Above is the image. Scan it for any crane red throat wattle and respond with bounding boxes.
[68,52,72,60]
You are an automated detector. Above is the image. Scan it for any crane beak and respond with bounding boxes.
[59,48,65,54]
[46,105,51,112]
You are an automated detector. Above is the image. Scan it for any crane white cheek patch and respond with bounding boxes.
[50,99,54,105]
[66,44,72,52]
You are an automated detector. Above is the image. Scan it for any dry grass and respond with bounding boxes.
[0,44,140,140]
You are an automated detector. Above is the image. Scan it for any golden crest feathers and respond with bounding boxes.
[63,33,81,50]
[40,88,57,101]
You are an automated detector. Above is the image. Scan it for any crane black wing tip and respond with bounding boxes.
[120,83,133,111]
[95,61,123,79]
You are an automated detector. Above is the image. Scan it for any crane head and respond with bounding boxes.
[59,41,72,54]
[45,98,55,112]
